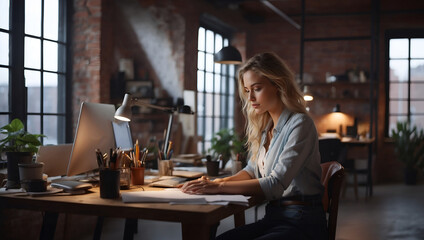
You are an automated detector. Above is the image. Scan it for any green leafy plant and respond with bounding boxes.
[209,128,247,169]
[391,121,424,170]
[0,118,44,154]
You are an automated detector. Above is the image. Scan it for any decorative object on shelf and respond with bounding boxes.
[126,81,154,98]
[214,46,242,64]
[303,85,314,102]
[391,121,424,185]
[119,58,134,80]
[0,118,45,189]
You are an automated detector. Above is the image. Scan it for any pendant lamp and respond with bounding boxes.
[214,46,242,64]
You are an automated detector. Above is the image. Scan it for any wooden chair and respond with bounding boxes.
[321,161,345,240]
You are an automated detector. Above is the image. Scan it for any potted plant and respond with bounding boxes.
[391,121,424,185]
[0,118,44,188]
[208,128,247,170]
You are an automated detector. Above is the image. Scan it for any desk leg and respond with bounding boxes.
[40,211,58,240]
[123,218,138,240]
[181,223,218,240]
[234,211,246,227]
[367,144,373,198]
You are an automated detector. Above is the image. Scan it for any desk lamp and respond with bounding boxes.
[115,93,194,157]
[214,46,242,64]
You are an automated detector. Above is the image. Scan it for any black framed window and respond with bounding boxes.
[197,26,236,154]
[0,0,68,144]
[386,30,424,136]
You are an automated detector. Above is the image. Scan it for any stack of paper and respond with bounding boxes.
[121,189,250,206]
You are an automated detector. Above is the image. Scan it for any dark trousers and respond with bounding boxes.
[216,203,328,240]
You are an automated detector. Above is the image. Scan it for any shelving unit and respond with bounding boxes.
[299,0,380,198]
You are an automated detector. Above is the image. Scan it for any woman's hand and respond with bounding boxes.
[181,176,222,194]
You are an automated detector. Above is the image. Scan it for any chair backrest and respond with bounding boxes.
[321,161,345,240]
[319,138,343,163]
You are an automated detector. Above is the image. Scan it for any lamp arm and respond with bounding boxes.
[131,98,175,113]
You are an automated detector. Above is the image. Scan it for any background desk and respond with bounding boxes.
[0,187,259,240]
[341,138,374,198]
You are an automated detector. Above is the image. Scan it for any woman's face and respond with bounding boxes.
[243,70,282,115]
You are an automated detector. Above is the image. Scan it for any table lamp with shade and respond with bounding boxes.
[115,93,194,158]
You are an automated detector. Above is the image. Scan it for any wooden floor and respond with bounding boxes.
[98,181,424,240]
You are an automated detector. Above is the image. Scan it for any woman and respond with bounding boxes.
[181,52,328,240]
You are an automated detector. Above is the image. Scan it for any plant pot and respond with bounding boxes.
[404,167,417,185]
[18,162,44,181]
[6,152,34,189]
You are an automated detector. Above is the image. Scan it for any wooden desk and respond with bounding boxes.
[0,186,259,240]
[341,137,375,198]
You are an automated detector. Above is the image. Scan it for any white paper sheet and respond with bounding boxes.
[121,188,250,205]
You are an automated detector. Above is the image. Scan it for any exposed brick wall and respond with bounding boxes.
[72,0,102,132]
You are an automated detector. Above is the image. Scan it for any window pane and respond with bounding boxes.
[228,117,234,129]
[25,70,41,113]
[215,34,222,53]
[44,40,58,71]
[0,0,9,30]
[43,115,59,145]
[229,65,235,77]
[388,116,408,137]
[389,60,408,82]
[228,95,234,117]
[205,117,212,141]
[214,63,221,74]
[411,115,424,131]
[411,60,424,82]
[229,76,235,95]
[389,100,408,114]
[0,67,9,112]
[205,53,214,72]
[205,30,214,53]
[44,0,59,40]
[411,83,424,99]
[0,32,8,65]
[197,51,204,70]
[214,74,221,93]
[197,116,204,136]
[389,38,408,59]
[221,74,227,93]
[43,72,58,113]
[198,27,205,51]
[25,37,41,69]
[411,101,424,114]
[0,115,8,129]
[25,0,41,36]
[411,39,424,58]
[197,92,204,115]
[205,93,213,116]
[389,83,408,99]
[214,117,220,133]
[205,72,213,93]
[197,70,204,92]
[27,115,41,135]
[214,94,220,116]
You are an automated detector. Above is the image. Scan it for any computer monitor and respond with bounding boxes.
[67,102,116,176]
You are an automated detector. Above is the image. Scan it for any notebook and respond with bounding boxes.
[36,144,73,177]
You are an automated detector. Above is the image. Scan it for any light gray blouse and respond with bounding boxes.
[243,108,324,200]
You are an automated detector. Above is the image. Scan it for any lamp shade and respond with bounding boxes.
[214,46,242,64]
[114,93,132,121]
[333,104,341,113]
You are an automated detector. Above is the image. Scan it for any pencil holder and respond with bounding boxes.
[99,169,120,199]
[130,167,145,185]
[120,167,131,190]
[159,160,173,176]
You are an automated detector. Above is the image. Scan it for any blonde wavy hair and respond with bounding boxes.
[238,52,307,161]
